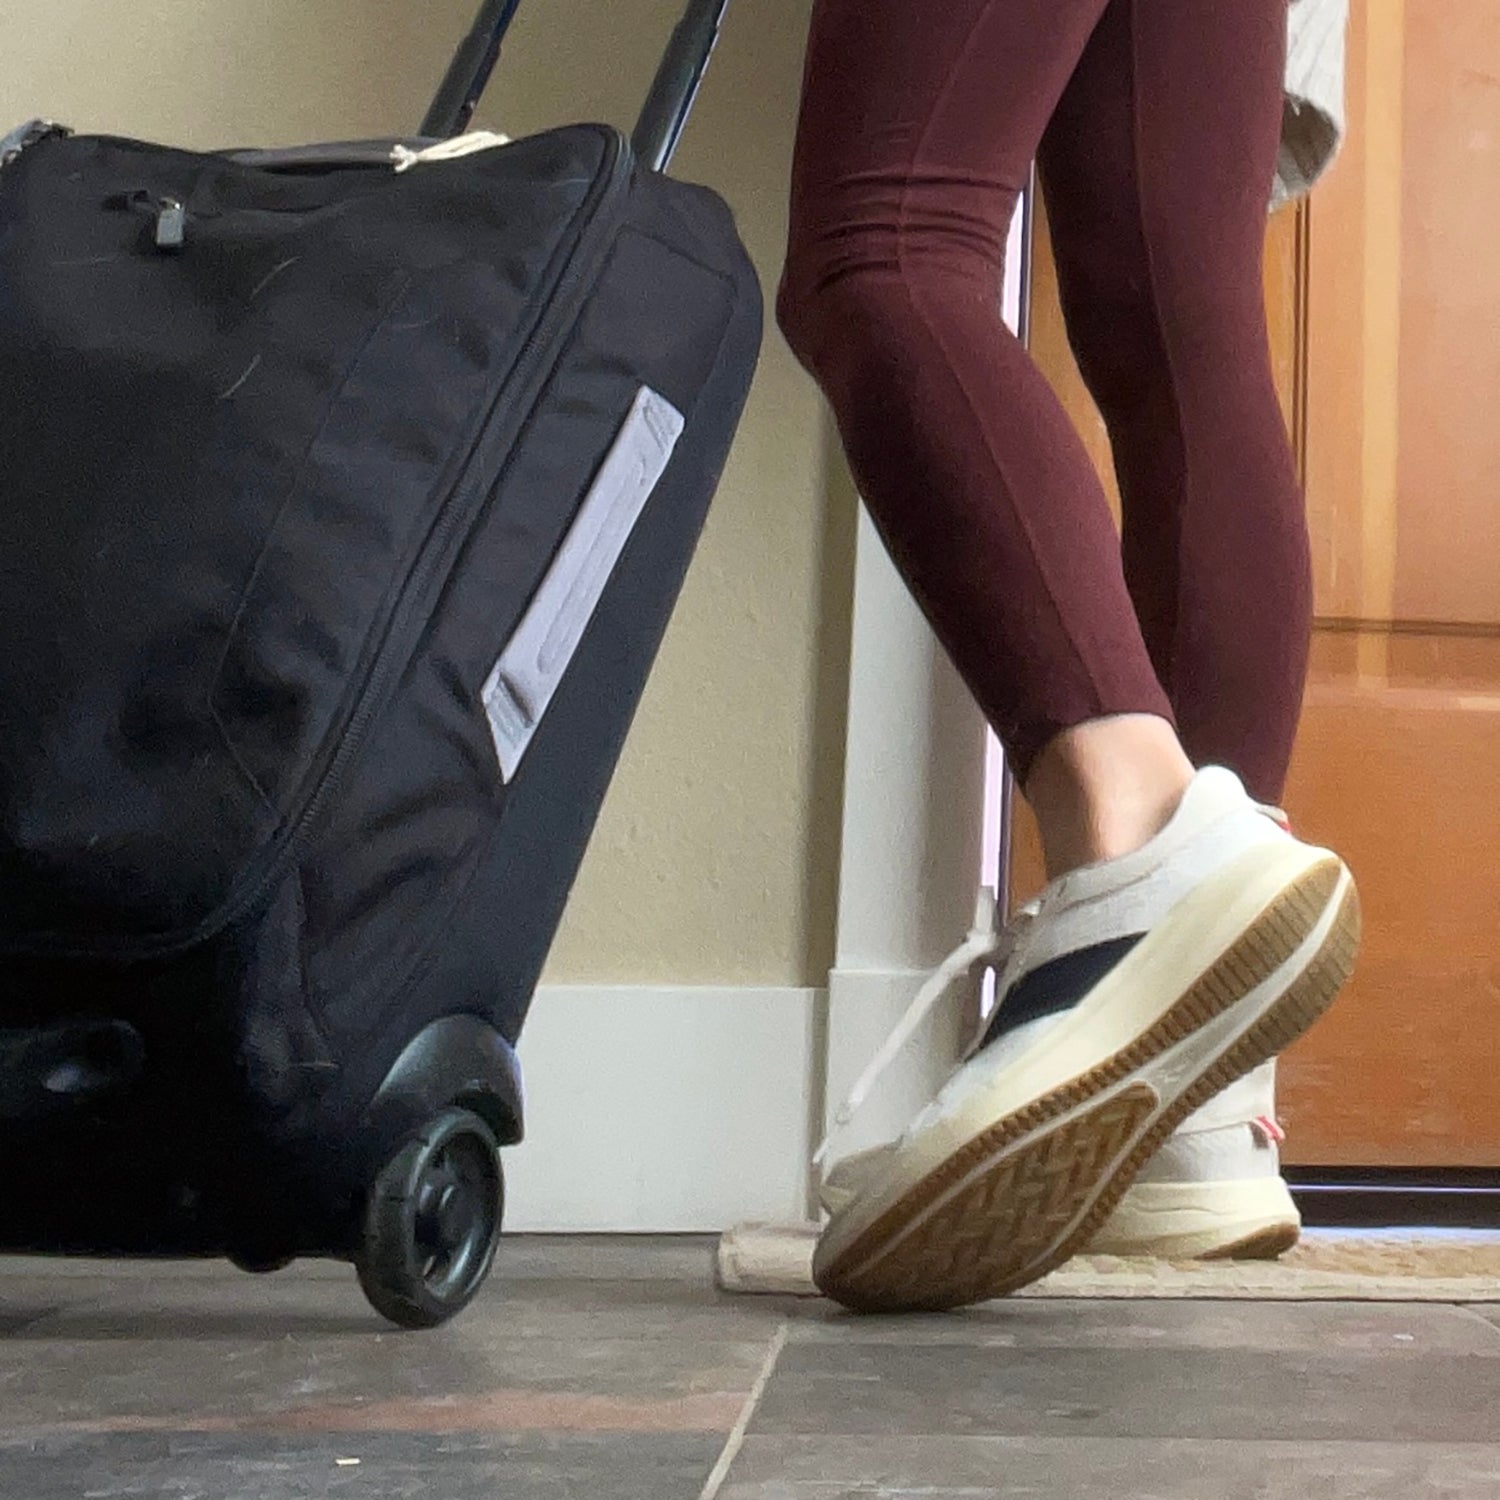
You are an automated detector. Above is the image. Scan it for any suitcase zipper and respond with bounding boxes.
[200,129,635,955]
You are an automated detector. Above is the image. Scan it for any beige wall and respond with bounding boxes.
[2,0,853,988]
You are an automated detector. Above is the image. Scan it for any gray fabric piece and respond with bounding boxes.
[0,120,35,164]
[1276,0,1349,209]
[0,119,62,168]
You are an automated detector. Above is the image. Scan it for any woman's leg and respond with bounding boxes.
[1037,0,1312,805]
[776,0,1195,877]
[1024,0,1313,1270]
[793,0,1358,1314]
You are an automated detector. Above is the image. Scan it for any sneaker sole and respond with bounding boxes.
[1086,1175,1302,1260]
[813,846,1359,1312]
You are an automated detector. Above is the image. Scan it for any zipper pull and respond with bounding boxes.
[390,131,511,172]
[108,188,190,253]
[154,197,187,252]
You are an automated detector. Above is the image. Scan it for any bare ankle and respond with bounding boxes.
[1024,715,1196,880]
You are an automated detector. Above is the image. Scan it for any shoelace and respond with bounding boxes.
[812,888,1041,1167]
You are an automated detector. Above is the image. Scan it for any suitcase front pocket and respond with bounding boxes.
[480,383,685,781]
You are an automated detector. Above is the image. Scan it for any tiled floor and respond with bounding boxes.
[3,1237,1499,1498]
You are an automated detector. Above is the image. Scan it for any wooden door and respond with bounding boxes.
[1012,0,1500,1168]
[1278,0,1500,1166]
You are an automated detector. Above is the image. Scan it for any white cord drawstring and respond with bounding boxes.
[391,131,512,172]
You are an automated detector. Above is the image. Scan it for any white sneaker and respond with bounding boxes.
[1086,1060,1300,1258]
[812,767,1358,1313]
[820,1061,1300,1260]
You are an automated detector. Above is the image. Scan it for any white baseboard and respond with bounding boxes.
[503,985,823,1233]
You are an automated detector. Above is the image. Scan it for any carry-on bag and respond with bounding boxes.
[0,0,761,1327]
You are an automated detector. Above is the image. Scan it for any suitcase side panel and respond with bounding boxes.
[296,173,762,1070]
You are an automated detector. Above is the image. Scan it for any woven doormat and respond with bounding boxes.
[715,1223,1500,1302]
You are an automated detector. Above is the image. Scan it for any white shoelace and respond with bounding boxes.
[813,887,1042,1168]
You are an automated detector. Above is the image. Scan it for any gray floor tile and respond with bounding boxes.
[0,1308,55,1335]
[0,1322,771,1431]
[0,1279,64,1335]
[1,1267,116,1319]
[9,1241,1500,1498]
[10,1273,789,1342]
[463,1277,801,1344]
[0,1253,352,1281]
[788,1299,1500,1355]
[718,1434,1500,1499]
[1,1234,717,1285]
[7,1269,393,1340]
[0,1431,722,1500]
[497,1234,722,1282]
[751,1342,1500,1443]
[1466,1306,1500,1334]
[5,1263,796,1343]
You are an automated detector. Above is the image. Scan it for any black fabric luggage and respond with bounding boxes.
[0,0,761,1327]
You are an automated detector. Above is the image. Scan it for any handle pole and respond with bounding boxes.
[421,0,524,139]
[631,0,730,172]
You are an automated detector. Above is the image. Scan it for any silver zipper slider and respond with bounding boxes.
[154,197,187,251]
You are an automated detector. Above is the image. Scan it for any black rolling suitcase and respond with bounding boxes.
[0,0,761,1326]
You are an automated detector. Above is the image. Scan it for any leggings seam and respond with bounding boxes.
[1125,0,1194,700]
[897,273,1113,723]
[892,0,1121,720]
[906,0,1017,194]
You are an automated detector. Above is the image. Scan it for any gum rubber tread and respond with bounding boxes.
[816,858,1360,1313]
[1203,1222,1302,1261]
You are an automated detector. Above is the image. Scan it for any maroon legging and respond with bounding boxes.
[777,0,1312,803]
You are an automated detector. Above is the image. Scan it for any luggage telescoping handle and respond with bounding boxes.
[421,0,522,140]
[422,0,730,173]
[630,0,730,172]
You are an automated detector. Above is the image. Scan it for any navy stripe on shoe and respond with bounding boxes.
[977,934,1146,1053]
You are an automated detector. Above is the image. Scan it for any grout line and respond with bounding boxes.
[698,1320,789,1500]
[1447,1303,1500,1343]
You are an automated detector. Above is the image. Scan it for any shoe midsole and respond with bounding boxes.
[1089,1175,1300,1256]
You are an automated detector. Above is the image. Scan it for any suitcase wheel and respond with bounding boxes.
[355,1105,504,1330]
